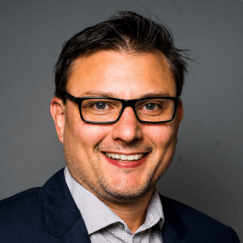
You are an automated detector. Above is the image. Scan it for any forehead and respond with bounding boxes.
[66,50,176,98]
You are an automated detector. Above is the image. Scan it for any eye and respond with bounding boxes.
[144,103,157,110]
[94,102,108,110]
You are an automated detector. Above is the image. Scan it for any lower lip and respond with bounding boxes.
[103,153,148,168]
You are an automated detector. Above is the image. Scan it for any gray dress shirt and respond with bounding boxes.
[64,167,164,243]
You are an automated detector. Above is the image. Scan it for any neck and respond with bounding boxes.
[99,189,155,234]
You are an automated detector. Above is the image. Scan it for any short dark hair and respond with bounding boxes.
[54,11,189,101]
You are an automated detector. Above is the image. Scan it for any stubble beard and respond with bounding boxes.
[92,143,177,204]
[97,166,156,204]
[64,147,175,205]
[63,131,177,204]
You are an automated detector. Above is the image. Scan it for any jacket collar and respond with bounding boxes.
[40,168,91,242]
[40,168,188,242]
[160,195,188,242]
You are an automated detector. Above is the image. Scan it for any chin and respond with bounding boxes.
[97,176,156,203]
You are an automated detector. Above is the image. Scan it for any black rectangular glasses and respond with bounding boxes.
[65,92,178,124]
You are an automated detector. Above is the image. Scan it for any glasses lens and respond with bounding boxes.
[81,99,122,122]
[135,99,175,122]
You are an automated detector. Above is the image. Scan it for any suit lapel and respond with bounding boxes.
[160,195,188,243]
[162,222,182,243]
[39,168,91,243]
[63,217,91,243]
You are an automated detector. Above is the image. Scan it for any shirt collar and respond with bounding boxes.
[64,166,164,235]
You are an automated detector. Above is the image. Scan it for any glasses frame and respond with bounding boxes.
[65,92,179,124]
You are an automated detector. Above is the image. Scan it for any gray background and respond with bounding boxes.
[0,0,242,240]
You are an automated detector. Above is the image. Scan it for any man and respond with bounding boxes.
[0,11,240,243]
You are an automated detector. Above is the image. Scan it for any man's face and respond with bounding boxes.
[51,50,183,203]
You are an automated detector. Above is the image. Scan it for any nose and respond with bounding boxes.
[111,107,143,143]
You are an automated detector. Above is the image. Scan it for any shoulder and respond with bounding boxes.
[0,187,40,210]
[0,188,41,228]
[0,188,42,242]
[161,195,226,226]
[160,195,240,242]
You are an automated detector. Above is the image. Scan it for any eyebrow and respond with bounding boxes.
[82,91,118,98]
[139,93,174,98]
[81,91,174,99]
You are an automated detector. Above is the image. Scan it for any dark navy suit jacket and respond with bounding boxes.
[0,168,240,242]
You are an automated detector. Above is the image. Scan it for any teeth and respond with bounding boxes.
[127,155,133,160]
[105,153,145,161]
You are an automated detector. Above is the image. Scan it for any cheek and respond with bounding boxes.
[65,104,107,147]
[75,123,110,149]
[145,124,177,147]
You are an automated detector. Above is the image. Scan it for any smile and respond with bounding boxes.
[103,152,148,169]
[104,152,146,161]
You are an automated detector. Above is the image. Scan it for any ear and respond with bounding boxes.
[50,97,65,143]
[176,98,184,129]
